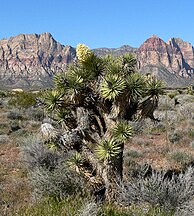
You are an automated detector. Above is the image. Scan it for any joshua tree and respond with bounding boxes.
[41,44,163,201]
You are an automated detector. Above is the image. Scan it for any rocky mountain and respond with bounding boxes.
[0,32,76,88]
[0,33,194,88]
[93,45,137,56]
[136,35,194,87]
[95,35,194,87]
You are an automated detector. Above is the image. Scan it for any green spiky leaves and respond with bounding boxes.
[43,89,64,112]
[96,121,132,161]
[96,138,121,161]
[126,73,145,101]
[101,74,126,100]
[67,152,84,173]
[112,121,133,143]
[146,79,164,97]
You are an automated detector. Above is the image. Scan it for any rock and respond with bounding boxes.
[0,32,76,88]
[1,32,194,88]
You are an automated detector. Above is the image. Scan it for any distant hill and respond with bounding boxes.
[0,32,76,89]
[0,33,194,88]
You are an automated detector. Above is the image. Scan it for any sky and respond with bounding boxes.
[1,0,194,48]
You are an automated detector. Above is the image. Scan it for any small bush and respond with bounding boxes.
[150,123,166,134]
[30,164,83,199]
[0,134,9,144]
[167,91,179,99]
[167,150,193,164]
[10,129,30,139]
[168,130,183,144]
[124,148,143,159]
[7,109,24,120]
[8,91,37,108]
[20,134,63,170]
[119,167,194,212]
[27,108,45,121]
[0,122,9,129]
[77,200,100,216]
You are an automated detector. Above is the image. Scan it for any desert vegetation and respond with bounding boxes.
[1,45,194,215]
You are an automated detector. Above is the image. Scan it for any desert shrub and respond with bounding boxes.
[188,129,194,139]
[167,91,179,99]
[10,129,30,140]
[124,148,143,159]
[30,164,83,199]
[8,91,37,109]
[27,108,45,121]
[175,94,194,105]
[77,200,100,216]
[168,130,183,144]
[133,137,153,147]
[9,120,22,133]
[154,110,181,125]
[158,95,175,111]
[20,135,64,170]
[0,122,9,129]
[7,109,24,120]
[0,134,9,144]
[178,103,194,119]
[119,167,194,212]
[150,122,166,134]
[167,150,193,164]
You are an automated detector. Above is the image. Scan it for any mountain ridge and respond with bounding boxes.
[0,33,194,88]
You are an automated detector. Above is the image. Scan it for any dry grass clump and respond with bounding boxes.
[119,166,194,213]
[167,150,194,165]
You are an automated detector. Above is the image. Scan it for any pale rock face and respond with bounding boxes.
[0,33,194,88]
[168,38,194,69]
[0,32,76,87]
[136,35,185,74]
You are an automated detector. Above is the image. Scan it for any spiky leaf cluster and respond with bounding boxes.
[101,74,126,100]
[112,121,133,143]
[96,138,121,161]
[43,89,65,112]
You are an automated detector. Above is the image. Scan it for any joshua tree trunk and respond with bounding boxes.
[102,143,124,201]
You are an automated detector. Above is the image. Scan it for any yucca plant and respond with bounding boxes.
[138,78,164,120]
[40,44,164,201]
[125,73,145,102]
[112,121,133,143]
[67,151,84,173]
[96,138,121,162]
[145,78,164,97]
[43,89,65,113]
[101,74,126,100]
[53,72,68,90]
[118,53,137,75]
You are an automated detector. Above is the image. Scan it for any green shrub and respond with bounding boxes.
[0,134,9,144]
[188,129,194,139]
[167,91,179,99]
[27,108,45,121]
[167,150,193,164]
[119,167,194,212]
[124,148,143,159]
[168,131,183,144]
[8,91,37,108]
[7,109,24,120]
[30,165,83,200]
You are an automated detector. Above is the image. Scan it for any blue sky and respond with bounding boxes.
[1,0,194,48]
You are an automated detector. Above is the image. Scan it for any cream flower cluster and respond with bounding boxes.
[76,43,92,62]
